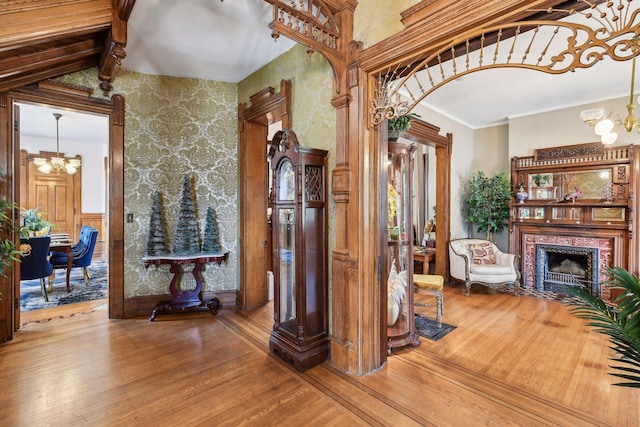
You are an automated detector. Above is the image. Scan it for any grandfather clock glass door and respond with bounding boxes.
[268,129,329,372]
[277,206,296,334]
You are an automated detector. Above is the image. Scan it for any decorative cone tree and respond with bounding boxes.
[202,206,221,253]
[146,191,169,256]
[172,175,200,255]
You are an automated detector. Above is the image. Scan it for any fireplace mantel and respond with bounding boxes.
[509,144,639,302]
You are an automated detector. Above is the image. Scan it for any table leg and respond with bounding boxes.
[149,260,221,320]
[66,252,73,292]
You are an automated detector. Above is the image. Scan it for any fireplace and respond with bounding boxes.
[535,244,599,295]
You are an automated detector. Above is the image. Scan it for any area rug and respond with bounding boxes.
[414,314,456,341]
[20,261,107,311]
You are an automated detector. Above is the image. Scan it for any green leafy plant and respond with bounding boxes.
[19,207,53,237]
[0,199,27,300]
[464,170,511,241]
[565,266,640,388]
[388,112,420,132]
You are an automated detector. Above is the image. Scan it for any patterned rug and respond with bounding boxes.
[414,314,456,341]
[20,261,107,311]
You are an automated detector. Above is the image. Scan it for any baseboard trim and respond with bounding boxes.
[122,290,239,318]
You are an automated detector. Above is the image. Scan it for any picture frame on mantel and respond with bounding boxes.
[534,142,604,162]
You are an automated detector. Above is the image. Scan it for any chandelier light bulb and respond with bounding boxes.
[36,113,81,175]
[601,132,618,145]
[579,108,604,125]
[594,118,614,136]
[37,163,52,174]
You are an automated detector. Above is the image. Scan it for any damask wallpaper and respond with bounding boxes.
[58,68,239,298]
[354,0,420,47]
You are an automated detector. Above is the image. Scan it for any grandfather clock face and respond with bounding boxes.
[278,159,295,201]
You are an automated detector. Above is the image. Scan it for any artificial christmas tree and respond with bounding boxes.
[172,175,200,255]
[202,206,221,253]
[146,191,169,256]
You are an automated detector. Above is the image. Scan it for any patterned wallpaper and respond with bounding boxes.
[354,0,421,47]
[58,68,239,297]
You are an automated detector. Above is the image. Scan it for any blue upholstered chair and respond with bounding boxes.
[50,227,99,286]
[20,236,54,302]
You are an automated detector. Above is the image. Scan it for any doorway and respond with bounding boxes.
[238,80,291,310]
[0,81,126,342]
[16,102,109,315]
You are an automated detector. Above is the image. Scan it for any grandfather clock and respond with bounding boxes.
[268,129,329,372]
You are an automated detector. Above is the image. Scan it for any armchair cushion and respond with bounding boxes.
[469,264,514,275]
[469,242,496,264]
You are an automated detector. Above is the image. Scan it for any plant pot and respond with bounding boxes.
[388,129,400,141]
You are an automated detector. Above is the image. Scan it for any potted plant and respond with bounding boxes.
[464,170,511,241]
[19,207,53,238]
[565,266,640,387]
[0,200,30,299]
[387,112,420,141]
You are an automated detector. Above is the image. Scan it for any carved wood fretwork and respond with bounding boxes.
[370,0,640,125]
[266,0,342,60]
[265,0,356,91]
[534,142,605,161]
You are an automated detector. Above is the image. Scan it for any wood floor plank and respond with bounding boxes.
[1,287,638,426]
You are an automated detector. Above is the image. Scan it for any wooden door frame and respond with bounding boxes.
[403,119,452,281]
[237,80,291,309]
[0,80,125,342]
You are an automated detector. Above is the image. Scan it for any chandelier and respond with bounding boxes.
[580,55,640,146]
[34,113,81,175]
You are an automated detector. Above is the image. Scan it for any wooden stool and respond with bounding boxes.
[414,274,444,328]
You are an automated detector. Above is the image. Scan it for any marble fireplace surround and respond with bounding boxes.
[522,233,613,300]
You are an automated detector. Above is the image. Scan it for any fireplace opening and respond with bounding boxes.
[535,244,599,295]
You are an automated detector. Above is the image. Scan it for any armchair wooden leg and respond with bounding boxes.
[40,278,49,302]
[465,282,471,297]
[48,274,54,292]
[83,267,90,286]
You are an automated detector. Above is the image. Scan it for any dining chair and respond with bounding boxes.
[20,236,54,302]
[50,227,99,286]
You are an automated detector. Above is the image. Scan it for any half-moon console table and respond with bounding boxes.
[143,252,229,321]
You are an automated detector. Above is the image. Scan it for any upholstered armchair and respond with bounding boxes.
[449,238,520,296]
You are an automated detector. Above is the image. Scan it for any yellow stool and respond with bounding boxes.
[414,274,444,328]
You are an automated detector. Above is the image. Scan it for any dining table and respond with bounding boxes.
[49,233,74,292]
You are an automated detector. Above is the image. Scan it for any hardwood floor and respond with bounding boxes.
[2,284,638,426]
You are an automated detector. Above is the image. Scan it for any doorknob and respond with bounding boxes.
[261,240,268,248]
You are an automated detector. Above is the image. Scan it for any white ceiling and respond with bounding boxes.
[18,0,638,139]
[122,0,297,83]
